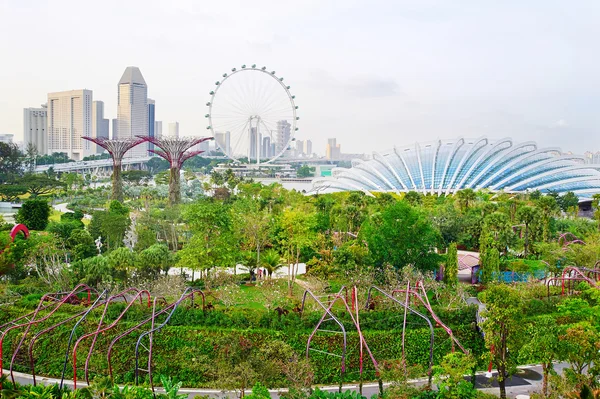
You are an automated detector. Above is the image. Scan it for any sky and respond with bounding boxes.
[1,0,599,155]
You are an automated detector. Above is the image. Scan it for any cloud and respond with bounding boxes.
[346,77,401,98]
[553,119,568,127]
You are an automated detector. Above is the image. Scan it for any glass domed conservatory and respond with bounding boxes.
[312,137,600,198]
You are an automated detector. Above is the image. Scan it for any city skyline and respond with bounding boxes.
[1,1,599,156]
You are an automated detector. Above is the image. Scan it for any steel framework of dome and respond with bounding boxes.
[312,137,600,197]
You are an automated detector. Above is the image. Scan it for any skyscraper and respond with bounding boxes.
[215,131,230,155]
[168,122,179,138]
[23,104,48,155]
[304,139,312,156]
[155,121,162,138]
[275,120,291,155]
[112,118,118,139]
[148,99,155,151]
[117,66,148,158]
[92,101,109,153]
[326,138,341,160]
[47,89,93,160]
[295,139,304,157]
[262,136,271,158]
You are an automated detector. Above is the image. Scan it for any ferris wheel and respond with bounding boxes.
[206,64,299,164]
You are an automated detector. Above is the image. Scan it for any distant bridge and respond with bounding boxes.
[35,157,152,177]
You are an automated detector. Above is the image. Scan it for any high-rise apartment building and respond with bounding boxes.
[584,151,600,164]
[154,121,162,138]
[47,89,93,160]
[168,122,179,138]
[326,138,341,160]
[112,118,118,139]
[304,139,312,156]
[275,120,291,155]
[23,104,48,154]
[148,99,155,151]
[215,131,230,155]
[117,66,148,157]
[92,101,109,153]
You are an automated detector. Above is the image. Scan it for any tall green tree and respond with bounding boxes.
[515,205,540,257]
[480,284,526,399]
[443,243,458,288]
[360,201,442,272]
[455,188,476,212]
[519,316,561,398]
[0,142,23,183]
[536,195,559,241]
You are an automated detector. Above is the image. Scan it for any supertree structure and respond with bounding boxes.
[82,137,147,201]
[139,136,213,205]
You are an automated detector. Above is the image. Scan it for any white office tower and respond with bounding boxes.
[295,139,304,157]
[215,131,230,155]
[262,136,271,158]
[167,122,179,138]
[92,101,109,153]
[249,127,262,161]
[276,120,291,155]
[47,90,93,160]
[112,119,118,139]
[23,104,48,155]
[304,140,312,157]
[117,66,148,157]
[155,121,162,138]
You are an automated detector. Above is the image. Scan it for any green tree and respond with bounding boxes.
[433,352,477,399]
[122,170,151,185]
[360,201,442,272]
[403,191,422,206]
[108,247,138,282]
[518,315,561,397]
[558,322,600,378]
[443,243,458,288]
[482,211,513,253]
[455,188,476,212]
[0,184,28,202]
[138,243,173,277]
[22,174,65,196]
[277,208,317,295]
[480,284,526,399]
[0,142,23,183]
[592,194,600,232]
[260,249,284,279]
[515,205,540,257]
[297,165,314,178]
[479,233,500,283]
[559,191,579,213]
[536,196,559,241]
[15,198,51,230]
[67,229,96,261]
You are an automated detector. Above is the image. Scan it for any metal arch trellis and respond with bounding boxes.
[28,290,109,386]
[391,281,468,354]
[300,287,349,386]
[364,285,436,387]
[133,288,205,392]
[0,284,98,387]
[72,289,151,388]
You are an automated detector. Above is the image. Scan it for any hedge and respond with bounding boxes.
[0,303,485,388]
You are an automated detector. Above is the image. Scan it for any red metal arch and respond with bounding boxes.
[10,224,29,241]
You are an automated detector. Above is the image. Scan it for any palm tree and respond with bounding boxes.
[261,249,284,279]
[456,188,476,212]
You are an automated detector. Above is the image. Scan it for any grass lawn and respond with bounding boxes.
[49,209,62,222]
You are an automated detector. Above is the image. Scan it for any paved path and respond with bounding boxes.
[3,362,572,399]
